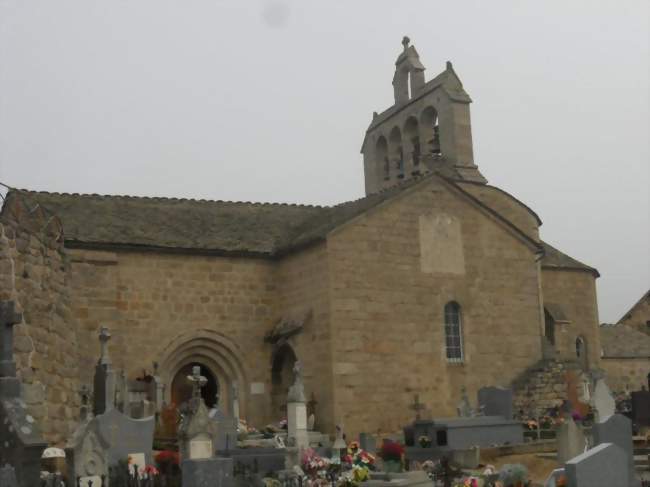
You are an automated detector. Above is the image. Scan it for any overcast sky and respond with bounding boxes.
[0,0,648,323]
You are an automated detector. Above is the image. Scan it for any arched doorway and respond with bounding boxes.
[171,362,219,409]
[271,344,297,420]
[157,329,248,419]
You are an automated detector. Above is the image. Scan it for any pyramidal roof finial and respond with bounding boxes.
[402,36,410,51]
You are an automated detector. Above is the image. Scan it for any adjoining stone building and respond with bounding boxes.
[599,290,650,392]
[0,39,604,443]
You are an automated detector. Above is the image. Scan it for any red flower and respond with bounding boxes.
[378,441,404,462]
[155,450,180,466]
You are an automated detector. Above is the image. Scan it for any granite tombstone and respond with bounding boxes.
[477,386,513,419]
[565,443,628,487]
[592,413,640,487]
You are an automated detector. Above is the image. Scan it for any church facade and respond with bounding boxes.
[0,40,602,444]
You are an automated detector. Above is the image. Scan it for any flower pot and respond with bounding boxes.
[383,459,402,473]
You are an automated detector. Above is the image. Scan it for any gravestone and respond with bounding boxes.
[556,417,586,464]
[182,458,233,487]
[286,361,308,450]
[477,386,513,419]
[67,419,109,481]
[210,399,238,453]
[359,432,376,454]
[0,301,48,487]
[95,408,155,465]
[592,414,640,487]
[631,390,650,426]
[592,378,616,422]
[457,386,473,417]
[178,366,218,461]
[93,327,116,417]
[565,443,628,487]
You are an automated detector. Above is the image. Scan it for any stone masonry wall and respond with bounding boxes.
[68,248,280,428]
[326,177,544,438]
[0,197,80,445]
[541,268,601,368]
[276,244,335,433]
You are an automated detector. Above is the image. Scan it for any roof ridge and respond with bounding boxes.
[11,188,327,209]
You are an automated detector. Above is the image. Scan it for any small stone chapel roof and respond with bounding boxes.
[1,174,597,275]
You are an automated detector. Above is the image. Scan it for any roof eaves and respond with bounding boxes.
[441,177,544,254]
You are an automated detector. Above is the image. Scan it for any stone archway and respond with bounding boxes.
[157,329,248,419]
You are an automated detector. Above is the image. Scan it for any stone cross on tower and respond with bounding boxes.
[409,394,425,421]
[98,326,111,366]
[93,326,116,415]
[0,301,22,398]
[401,35,410,51]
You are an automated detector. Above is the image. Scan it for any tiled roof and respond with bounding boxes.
[540,241,599,277]
[600,323,650,358]
[1,175,598,275]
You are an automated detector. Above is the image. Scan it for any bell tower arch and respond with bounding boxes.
[361,37,486,195]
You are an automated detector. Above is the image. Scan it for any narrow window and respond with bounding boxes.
[444,302,463,362]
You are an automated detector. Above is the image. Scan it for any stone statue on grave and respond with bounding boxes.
[457,386,474,418]
[287,361,306,403]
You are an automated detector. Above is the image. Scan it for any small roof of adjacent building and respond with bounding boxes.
[600,323,650,359]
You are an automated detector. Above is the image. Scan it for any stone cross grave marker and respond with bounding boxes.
[287,361,308,449]
[565,442,628,487]
[93,327,116,416]
[409,394,426,421]
[178,365,217,461]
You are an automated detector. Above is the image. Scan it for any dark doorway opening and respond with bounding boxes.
[171,362,219,409]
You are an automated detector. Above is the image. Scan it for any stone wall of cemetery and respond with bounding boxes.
[325,177,544,437]
[541,268,601,368]
[0,203,80,445]
[68,248,279,428]
[600,358,649,393]
[276,244,335,432]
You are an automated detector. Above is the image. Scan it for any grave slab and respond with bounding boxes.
[477,386,513,419]
[592,414,640,487]
[565,443,627,487]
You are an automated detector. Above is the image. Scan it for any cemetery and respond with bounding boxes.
[1,308,649,486]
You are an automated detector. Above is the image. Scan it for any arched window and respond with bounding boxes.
[444,302,463,362]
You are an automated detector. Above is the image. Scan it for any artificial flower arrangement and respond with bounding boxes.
[377,440,404,463]
[300,441,376,486]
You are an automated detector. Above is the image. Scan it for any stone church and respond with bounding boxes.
[0,39,603,444]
